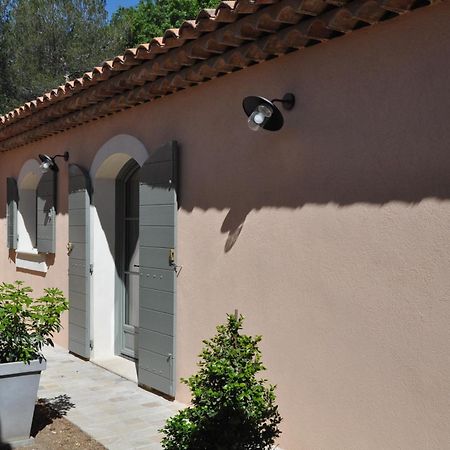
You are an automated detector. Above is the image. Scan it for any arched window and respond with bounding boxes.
[6,158,57,272]
[17,159,41,253]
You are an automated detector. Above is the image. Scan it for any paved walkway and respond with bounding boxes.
[38,345,182,450]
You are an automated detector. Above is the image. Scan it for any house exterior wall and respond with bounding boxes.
[1,4,449,449]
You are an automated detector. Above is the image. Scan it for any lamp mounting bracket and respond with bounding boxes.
[271,93,295,110]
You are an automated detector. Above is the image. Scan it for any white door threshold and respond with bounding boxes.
[90,355,138,383]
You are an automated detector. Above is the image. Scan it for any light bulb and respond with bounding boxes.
[247,103,273,131]
[253,112,266,124]
[40,161,51,173]
[248,111,262,131]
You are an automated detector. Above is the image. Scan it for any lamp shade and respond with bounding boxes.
[243,96,284,131]
[38,154,57,172]
[38,154,52,164]
[38,152,69,172]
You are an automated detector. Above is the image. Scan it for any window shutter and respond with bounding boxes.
[36,170,56,253]
[6,177,18,250]
[68,164,92,359]
[138,141,178,397]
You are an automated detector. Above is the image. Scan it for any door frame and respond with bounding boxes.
[114,159,141,359]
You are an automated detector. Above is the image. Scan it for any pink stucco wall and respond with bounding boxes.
[1,5,450,449]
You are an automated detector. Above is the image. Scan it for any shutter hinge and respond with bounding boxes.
[90,340,94,350]
[89,263,94,275]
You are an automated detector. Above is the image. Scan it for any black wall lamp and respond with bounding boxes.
[243,93,295,131]
[39,151,69,173]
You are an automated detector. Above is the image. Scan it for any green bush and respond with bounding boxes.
[0,281,68,364]
[161,313,282,450]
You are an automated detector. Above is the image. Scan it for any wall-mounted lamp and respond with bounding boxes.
[38,151,69,173]
[243,93,295,131]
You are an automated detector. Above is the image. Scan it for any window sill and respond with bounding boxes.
[16,252,47,273]
[16,247,39,255]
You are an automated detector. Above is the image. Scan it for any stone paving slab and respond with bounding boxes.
[39,345,183,450]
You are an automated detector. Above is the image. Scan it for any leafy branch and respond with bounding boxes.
[0,281,68,364]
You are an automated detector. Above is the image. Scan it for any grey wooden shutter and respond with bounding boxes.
[68,164,91,359]
[138,141,178,397]
[36,171,56,253]
[6,177,18,250]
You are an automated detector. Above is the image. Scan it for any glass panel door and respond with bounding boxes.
[120,166,140,359]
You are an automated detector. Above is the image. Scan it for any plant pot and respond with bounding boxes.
[0,359,46,446]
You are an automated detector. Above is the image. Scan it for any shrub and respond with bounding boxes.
[0,281,68,364]
[161,313,282,450]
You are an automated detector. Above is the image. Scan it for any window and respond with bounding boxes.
[6,159,56,272]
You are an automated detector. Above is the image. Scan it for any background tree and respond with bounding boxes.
[111,0,220,48]
[108,5,136,50]
[3,0,123,107]
[0,0,125,114]
[0,0,222,115]
[0,0,16,113]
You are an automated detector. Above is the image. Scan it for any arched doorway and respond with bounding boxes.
[83,135,179,397]
[89,135,148,363]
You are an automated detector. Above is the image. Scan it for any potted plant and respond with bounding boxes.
[0,281,68,446]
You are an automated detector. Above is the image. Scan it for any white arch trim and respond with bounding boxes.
[18,158,42,189]
[90,134,149,180]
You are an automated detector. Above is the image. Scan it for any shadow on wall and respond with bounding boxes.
[0,160,69,220]
[7,250,15,263]
[8,251,55,278]
[178,31,450,252]
[3,76,450,256]
[1,9,450,256]
[180,111,450,251]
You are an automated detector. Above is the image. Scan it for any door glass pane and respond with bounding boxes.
[125,273,139,327]
[125,220,139,273]
[126,172,140,218]
[124,167,140,331]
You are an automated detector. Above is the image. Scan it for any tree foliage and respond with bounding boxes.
[0,0,125,114]
[0,0,221,115]
[0,0,15,113]
[111,0,220,48]
[0,281,69,364]
[160,314,282,450]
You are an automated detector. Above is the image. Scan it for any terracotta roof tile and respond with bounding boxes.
[0,0,440,150]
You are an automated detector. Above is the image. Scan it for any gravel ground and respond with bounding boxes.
[10,398,106,450]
